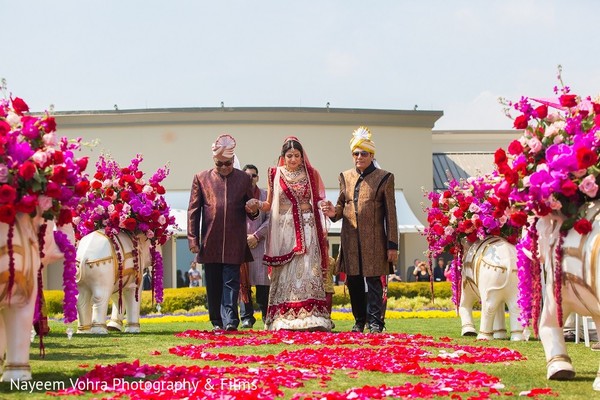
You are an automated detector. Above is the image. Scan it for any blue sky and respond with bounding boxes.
[3,0,599,130]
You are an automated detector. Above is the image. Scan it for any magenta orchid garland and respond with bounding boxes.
[0,86,88,327]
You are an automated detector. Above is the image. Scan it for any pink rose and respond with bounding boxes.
[579,174,599,198]
[528,137,542,153]
[0,164,8,183]
[32,151,50,168]
[38,195,53,212]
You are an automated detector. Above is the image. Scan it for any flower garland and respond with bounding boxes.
[553,231,565,327]
[54,229,78,323]
[150,244,164,304]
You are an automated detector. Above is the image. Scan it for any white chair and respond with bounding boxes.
[575,314,596,347]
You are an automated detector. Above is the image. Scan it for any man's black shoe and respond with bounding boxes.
[225,324,238,331]
[369,325,384,334]
[212,326,223,332]
[351,323,365,333]
[241,320,254,329]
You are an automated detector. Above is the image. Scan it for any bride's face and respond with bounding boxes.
[284,149,303,170]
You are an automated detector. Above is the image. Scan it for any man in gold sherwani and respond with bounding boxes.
[323,127,398,333]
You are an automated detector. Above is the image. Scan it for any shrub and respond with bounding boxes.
[44,282,452,316]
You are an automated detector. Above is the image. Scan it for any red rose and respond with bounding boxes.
[0,204,16,224]
[593,102,600,115]
[466,232,478,243]
[559,94,577,108]
[134,171,143,179]
[576,147,598,169]
[45,181,62,198]
[94,171,104,180]
[109,212,120,226]
[41,116,57,133]
[51,165,68,184]
[0,120,10,136]
[573,218,592,235]
[52,150,64,164]
[57,208,73,226]
[443,191,452,199]
[76,157,89,172]
[18,161,37,180]
[0,184,17,204]
[91,180,102,190]
[494,148,507,166]
[105,188,115,199]
[560,180,578,197]
[122,217,137,231]
[11,97,29,115]
[156,185,165,195]
[121,167,131,175]
[74,180,90,196]
[15,195,37,214]
[507,140,523,156]
[535,105,548,119]
[509,211,528,227]
[513,115,529,129]
[120,191,131,202]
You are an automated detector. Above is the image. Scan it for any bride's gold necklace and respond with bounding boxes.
[284,165,304,180]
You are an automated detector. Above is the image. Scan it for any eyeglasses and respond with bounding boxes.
[250,173,258,178]
[215,160,233,167]
[352,150,371,157]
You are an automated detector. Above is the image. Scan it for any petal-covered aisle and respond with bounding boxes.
[49,330,556,399]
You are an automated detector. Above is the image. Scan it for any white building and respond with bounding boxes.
[43,106,518,288]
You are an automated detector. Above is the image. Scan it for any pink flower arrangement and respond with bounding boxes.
[425,172,520,259]
[494,67,600,332]
[74,154,175,303]
[0,86,88,324]
[494,66,600,234]
[74,154,174,245]
[425,173,521,307]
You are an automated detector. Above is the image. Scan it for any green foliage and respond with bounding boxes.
[44,288,208,316]
[44,282,452,316]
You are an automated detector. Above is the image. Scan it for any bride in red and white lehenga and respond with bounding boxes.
[255,136,332,331]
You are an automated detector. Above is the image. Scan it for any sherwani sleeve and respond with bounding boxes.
[384,173,399,250]
[187,174,203,250]
[330,172,346,223]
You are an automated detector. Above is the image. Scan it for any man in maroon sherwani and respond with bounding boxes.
[187,134,259,331]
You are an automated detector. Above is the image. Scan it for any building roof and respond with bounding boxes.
[432,152,495,191]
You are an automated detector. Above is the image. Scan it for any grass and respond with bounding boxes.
[0,315,599,399]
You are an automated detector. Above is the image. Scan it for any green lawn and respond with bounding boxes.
[0,317,598,399]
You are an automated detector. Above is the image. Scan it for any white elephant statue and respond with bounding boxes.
[0,214,72,382]
[76,230,152,335]
[458,236,526,341]
[536,202,600,391]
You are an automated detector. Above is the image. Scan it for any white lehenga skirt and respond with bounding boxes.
[265,211,332,331]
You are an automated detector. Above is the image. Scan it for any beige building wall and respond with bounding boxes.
[45,107,443,288]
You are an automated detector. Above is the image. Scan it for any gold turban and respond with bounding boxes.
[212,134,236,161]
[349,126,375,154]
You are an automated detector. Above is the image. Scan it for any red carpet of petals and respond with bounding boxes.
[49,330,557,399]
